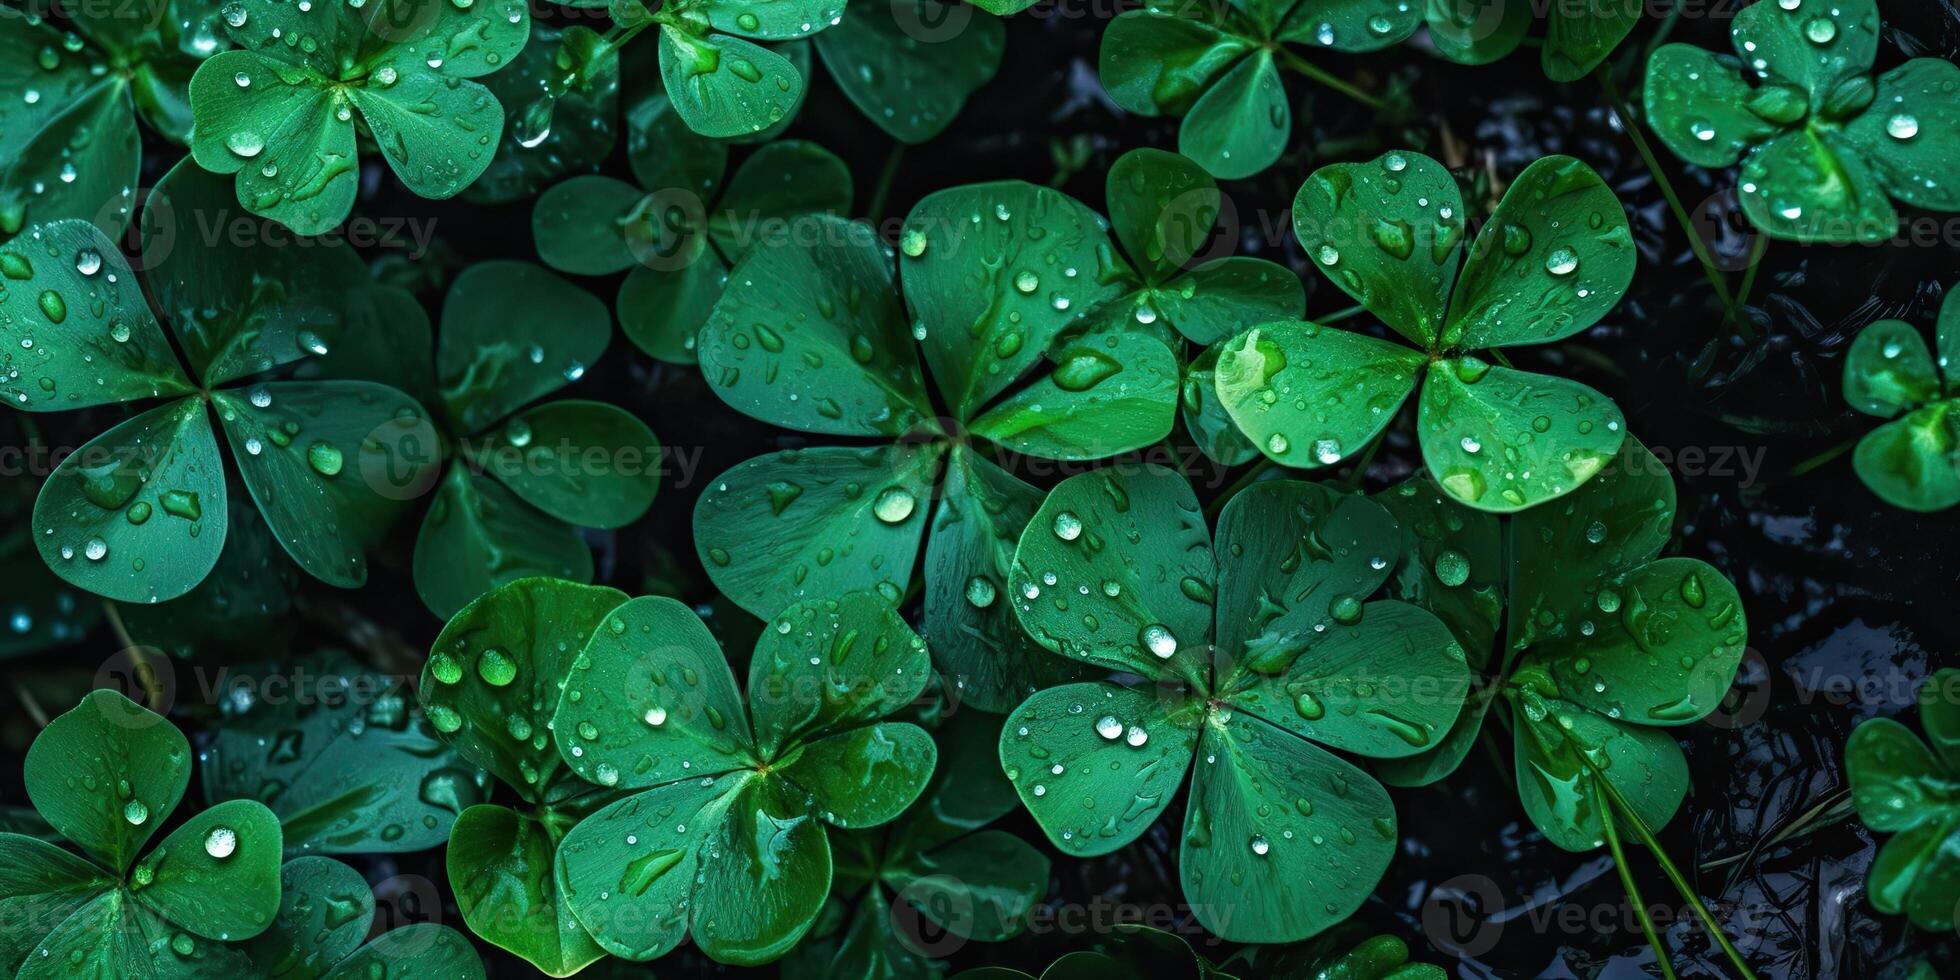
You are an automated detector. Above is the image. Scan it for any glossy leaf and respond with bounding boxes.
[413,467,596,621]
[24,690,189,874]
[1293,150,1465,347]
[1177,51,1286,181]
[658,27,805,138]
[475,399,660,529]
[967,331,1180,461]
[1214,321,1424,469]
[448,804,604,976]
[1416,359,1626,512]
[437,261,612,436]
[814,0,1005,143]
[999,682,1199,858]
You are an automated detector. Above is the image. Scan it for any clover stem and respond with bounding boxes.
[1487,349,1515,369]
[868,142,907,226]
[1204,457,1276,519]
[1590,758,1762,980]
[1274,49,1388,113]
[1600,803,1680,980]
[1787,438,1855,478]
[1595,68,1746,333]
[1317,302,1366,323]
[1338,427,1387,490]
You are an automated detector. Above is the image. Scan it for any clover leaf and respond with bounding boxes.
[6,161,438,603]
[533,89,851,362]
[948,917,1446,977]
[1000,465,1471,942]
[1098,148,1304,346]
[188,0,531,235]
[200,649,488,855]
[695,186,1182,711]
[551,590,938,965]
[467,24,621,204]
[1644,0,1960,243]
[601,0,842,138]
[1413,0,1635,80]
[1846,668,1960,931]
[0,690,282,976]
[1217,150,1634,512]
[1099,0,1409,178]
[813,0,1004,143]
[1,0,222,239]
[417,576,629,976]
[405,259,657,618]
[1842,285,1960,511]
[791,710,1048,977]
[236,856,487,978]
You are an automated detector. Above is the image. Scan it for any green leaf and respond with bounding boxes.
[320,924,486,980]
[1846,718,1944,834]
[923,447,1079,714]
[349,72,506,200]
[187,52,357,238]
[708,140,854,261]
[468,25,621,204]
[115,491,296,660]
[475,399,660,529]
[421,576,629,800]
[1009,465,1215,689]
[1181,343,1260,466]
[438,261,612,434]
[1145,256,1304,347]
[33,397,230,604]
[999,682,1199,857]
[626,89,729,199]
[1210,481,1398,667]
[1107,148,1216,283]
[1098,11,1249,118]
[1738,129,1895,244]
[212,381,434,588]
[1846,677,1960,931]
[1275,0,1422,51]
[0,20,139,239]
[532,175,645,276]
[747,592,933,756]
[967,330,1180,461]
[1642,45,1780,169]
[694,443,942,618]
[1540,0,1640,82]
[618,253,728,364]
[886,828,1049,943]
[1853,402,1960,512]
[658,27,804,138]
[13,890,147,980]
[413,467,595,620]
[199,653,484,854]
[128,798,284,941]
[242,856,372,978]
[1866,818,1960,930]
[447,805,604,976]
[775,723,936,828]
[700,0,845,40]
[814,0,1004,143]
[1425,0,1530,66]
[701,215,932,436]
[1177,51,1286,180]
[1214,321,1424,468]
[0,834,110,975]
[1294,151,1464,347]
[1417,358,1626,512]
[1510,698,1688,852]
[1842,59,1960,213]
[0,220,193,411]
[1373,477,1504,668]
[900,181,1125,418]
[1181,713,1396,941]
[553,594,755,790]
[1730,0,1876,110]
[1844,319,1938,418]
[1444,155,1635,351]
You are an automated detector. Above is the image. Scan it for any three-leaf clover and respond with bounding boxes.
[534,89,851,362]
[1,0,221,238]
[200,649,489,855]
[552,590,939,965]
[694,186,1182,712]
[1846,668,1960,930]
[1099,0,1407,178]
[791,710,1048,977]
[417,576,630,976]
[1217,150,1636,513]
[1842,285,1960,511]
[6,161,438,603]
[0,691,282,975]
[1644,0,1960,243]
[604,0,844,138]
[1000,465,1471,941]
[812,0,1004,144]
[233,856,487,978]
[188,0,532,234]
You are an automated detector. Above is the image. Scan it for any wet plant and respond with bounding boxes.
[1841,283,1960,511]
[1845,668,1960,931]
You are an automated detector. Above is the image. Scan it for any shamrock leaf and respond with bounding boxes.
[7,163,437,603]
[1843,285,1960,511]
[637,0,842,137]
[957,923,1447,980]
[1500,438,1748,850]
[534,89,851,362]
[552,590,937,965]
[411,259,658,618]
[0,691,281,977]
[813,0,1005,143]
[1846,669,1960,931]
[418,576,629,976]
[189,0,531,234]
[1420,0,1636,80]
[467,24,622,203]
[0,0,222,239]
[1000,466,1470,942]
[1219,150,1633,512]
[200,650,488,855]
[1098,0,1408,178]
[1645,0,1960,243]
[792,710,1048,976]
[695,186,1180,711]
[240,856,487,978]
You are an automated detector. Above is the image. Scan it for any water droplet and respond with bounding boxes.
[306,441,343,476]
[1052,511,1082,541]
[1250,833,1270,855]
[1140,624,1177,659]
[1125,725,1149,747]
[1095,715,1123,740]
[83,537,107,561]
[644,706,667,727]
[965,576,996,608]
[1887,114,1919,140]
[872,487,916,523]
[204,826,237,859]
[123,800,148,825]
[1804,17,1836,44]
[477,647,517,686]
[1544,247,1579,277]
[1433,549,1470,587]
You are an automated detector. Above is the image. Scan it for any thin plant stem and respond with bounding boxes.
[1317,302,1367,323]
[1339,427,1388,490]
[1732,235,1770,315]
[1205,458,1276,519]
[1275,48,1388,112]
[868,142,906,226]
[1787,438,1856,478]
[1601,804,1681,980]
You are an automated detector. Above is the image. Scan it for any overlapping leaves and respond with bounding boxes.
[1842,285,1960,511]
[1846,668,1960,931]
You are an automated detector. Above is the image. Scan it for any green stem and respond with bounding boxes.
[868,142,906,226]
[1317,302,1366,323]
[1595,68,1744,330]
[1644,1,1687,60]
[1339,427,1388,490]
[1787,438,1855,478]
[1274,48,1388,112]
[1205,458,1276,519]
[1600,804,1680,980]
[1488,349,1515,369]
[1732,235,1770,316]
